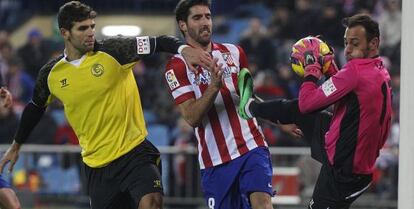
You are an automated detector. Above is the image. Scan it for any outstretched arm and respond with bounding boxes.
[97,35,212,71]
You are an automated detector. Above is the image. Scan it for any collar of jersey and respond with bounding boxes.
[63,50,89,67]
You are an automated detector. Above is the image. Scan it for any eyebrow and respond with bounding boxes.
[191,12,211,18]
[344,37,359,41]
[78,24,95,30]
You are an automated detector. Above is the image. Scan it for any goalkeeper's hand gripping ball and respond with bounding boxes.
[290,36,335,77]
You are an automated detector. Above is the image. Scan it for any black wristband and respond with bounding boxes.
[303,75,319,83]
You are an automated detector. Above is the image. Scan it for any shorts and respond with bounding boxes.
[293,110,372,209]
[309,164,372,209]
[0,175,11,188]
[83,139,163,209]
[200,146,274,209]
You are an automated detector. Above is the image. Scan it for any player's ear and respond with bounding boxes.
[60,28,70,40]
[178,20,187,33]
[369,37,379,50]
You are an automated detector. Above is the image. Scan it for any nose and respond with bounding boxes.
[201,15,210,25]
[87,27,95,36]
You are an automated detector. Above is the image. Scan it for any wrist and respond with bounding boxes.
[11,140,22,150]
[304,63,322,80]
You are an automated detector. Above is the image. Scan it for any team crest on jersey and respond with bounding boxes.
[221,52,234,66]
[166,69,180,90]
[191,69,211,85]
[91,64,104,77]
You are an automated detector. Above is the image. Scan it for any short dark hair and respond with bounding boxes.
[57,1,97,30]
[175,0,211,23]
[342,14,380,42]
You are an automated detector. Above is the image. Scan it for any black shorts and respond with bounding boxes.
[309,164,372,209]
[83,140,163,209]
[293,109,372,209]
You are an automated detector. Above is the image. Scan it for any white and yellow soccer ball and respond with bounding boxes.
[290,36,333,77]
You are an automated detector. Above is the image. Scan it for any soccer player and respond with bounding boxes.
[165,0,274,209]
[0,1,211,209]
[239,14,392,209]
[0,71,21,209]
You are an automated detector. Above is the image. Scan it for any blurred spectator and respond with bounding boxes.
[0,30,10,49]
[0,41,12,62]
[254,70,286,100]
[296,155,321,197]
[378,0,401,67]
[276,64,301,99]
[316,3,345,48]
[291,0,318,39]
[55,123,78,145]
[171,117,197,197]
[0,98,18,143]
[268,4,294,42]
[17,28,52,79]
[239,17,276,70]
[0,0,22,30]
[4,56,35,103]
[375,117,399,200]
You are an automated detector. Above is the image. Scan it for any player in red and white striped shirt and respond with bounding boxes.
[164,1,274,209]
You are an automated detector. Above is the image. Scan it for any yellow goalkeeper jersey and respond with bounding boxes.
[32,37,156,168]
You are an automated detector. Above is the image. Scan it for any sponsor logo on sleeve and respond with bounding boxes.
[321,78,337,97]
[166,69,180,90]
[136,36,150,54]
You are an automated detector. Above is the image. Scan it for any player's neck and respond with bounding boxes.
[187,39,211,52]
[64,44,85,62]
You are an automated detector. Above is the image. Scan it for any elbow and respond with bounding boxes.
[182,114,201,128]
[185,119,201,128]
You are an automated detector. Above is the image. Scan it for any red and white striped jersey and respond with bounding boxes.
[165,43,267,169]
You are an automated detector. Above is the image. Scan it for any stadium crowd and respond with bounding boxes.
[0,0,400,203]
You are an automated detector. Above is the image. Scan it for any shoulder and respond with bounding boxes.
[220,43,246,57]
[38,54,64,78]
[166,55,187,72]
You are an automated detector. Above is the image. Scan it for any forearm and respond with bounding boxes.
[181,86,220,127]
[251,98,299,124]
[14,102,45,144]
[153,35,184,54]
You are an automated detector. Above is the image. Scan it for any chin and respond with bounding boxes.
[86,45,94,52]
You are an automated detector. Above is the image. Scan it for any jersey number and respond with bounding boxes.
[208,197,215,209]
[380,82,388,124]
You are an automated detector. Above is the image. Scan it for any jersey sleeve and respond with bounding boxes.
[96,35,184,66]
[298,63,359,113]
[164,57,195,105]
[14,55,62,144]
[236,45,249,69]
[32,55,62,107]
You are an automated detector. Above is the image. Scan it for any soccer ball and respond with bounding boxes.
[290,36,333,77]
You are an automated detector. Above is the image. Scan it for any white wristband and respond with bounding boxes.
[178,45,189,55]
